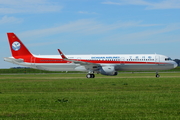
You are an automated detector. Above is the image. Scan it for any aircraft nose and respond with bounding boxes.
[174,62,178,68]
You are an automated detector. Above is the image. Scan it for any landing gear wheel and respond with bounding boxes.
[86,74,90,78]
[156,74,160,78]
[86,74,95,78]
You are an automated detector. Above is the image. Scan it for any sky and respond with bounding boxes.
[0,0,180,68]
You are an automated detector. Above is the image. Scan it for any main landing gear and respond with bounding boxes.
[156,71,160,78]
[86,74,95,78]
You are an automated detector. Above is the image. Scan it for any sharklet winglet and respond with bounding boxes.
[58,49,68,59]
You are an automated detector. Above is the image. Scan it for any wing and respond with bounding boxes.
[57,49,101,71]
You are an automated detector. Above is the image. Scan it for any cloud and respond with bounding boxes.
[0,0,62,14]
[0,16,23,24]
[104,23,180,44]
[102,0,180,9]
[18,19,159,38]
[102,1,117,5]
[27,41,65,47]
[78,11,97,14]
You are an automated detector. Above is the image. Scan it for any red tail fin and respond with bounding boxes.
[7,33,33,58]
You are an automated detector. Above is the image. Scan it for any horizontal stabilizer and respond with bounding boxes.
[4,57,24,64]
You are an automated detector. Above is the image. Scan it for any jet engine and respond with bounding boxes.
[99,66,118,76]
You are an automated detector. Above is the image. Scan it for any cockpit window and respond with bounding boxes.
[165,57,172,61]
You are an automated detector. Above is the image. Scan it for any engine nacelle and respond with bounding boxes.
[99,66,118,76]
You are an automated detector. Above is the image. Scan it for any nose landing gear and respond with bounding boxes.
[156,71,160,78]
[156,74,160,78]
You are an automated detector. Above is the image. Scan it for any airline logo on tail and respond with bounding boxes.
[12,41,21,51]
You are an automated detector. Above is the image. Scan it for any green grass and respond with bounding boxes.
[0,73,180,119]
[0,66,180,74]
[0,68,85,74]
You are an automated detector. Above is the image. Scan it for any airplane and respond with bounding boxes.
[4,33,178,78]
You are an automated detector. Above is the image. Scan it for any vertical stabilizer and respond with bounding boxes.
[7,33,33,58]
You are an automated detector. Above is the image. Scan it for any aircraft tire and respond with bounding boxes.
[156,74,160,78]
[91,74,95,78]
[86,74,95,78]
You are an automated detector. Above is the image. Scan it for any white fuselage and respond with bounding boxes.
[5,54,177,72]
[5,33,178,78]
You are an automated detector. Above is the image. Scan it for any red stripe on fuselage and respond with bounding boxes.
[22,57,168,65]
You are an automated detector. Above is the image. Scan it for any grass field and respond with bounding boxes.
[1,66,180,74]
[0,73,180,120]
